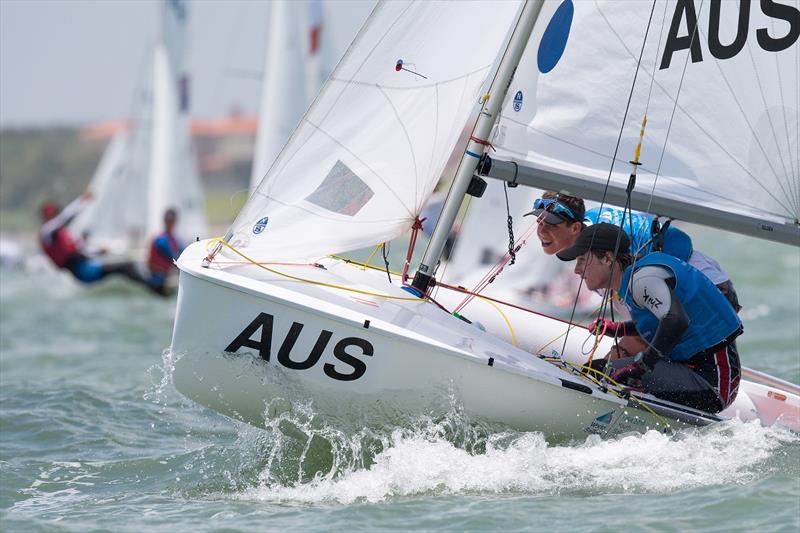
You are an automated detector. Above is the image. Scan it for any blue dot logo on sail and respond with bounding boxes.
[513,91,524,112]
[252,216,269,235]
[538,0,574,74]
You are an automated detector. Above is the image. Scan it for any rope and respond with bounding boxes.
[452,222,537,313]
[363,243,383,270]
[469,135,495,152]
[208,238,421,301]
[559,0,660,360]
[402,217,425,283]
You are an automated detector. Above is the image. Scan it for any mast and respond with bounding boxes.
[411,0,545,294]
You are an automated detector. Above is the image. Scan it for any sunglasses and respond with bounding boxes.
[533,198,579,223]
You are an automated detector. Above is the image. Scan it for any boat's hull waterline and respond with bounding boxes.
[170,241,799,440]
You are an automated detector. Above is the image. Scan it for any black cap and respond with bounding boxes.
[556,222,630,261]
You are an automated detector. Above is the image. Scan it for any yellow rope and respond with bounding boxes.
[330,254,404,277]
[362,243,383,270]
[480,298,517,347]
[210,239,421,301]
[578,363,672,429]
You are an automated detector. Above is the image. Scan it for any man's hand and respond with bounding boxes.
[610,357,647,384]
[589,317,627,337]
[81,190,94,201]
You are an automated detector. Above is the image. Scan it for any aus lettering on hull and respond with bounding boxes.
[225,312,375,382]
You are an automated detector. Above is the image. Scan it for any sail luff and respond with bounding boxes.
[412,0,545,293]
[482,157,800,247]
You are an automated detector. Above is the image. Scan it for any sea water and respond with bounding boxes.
[1,228,798,531]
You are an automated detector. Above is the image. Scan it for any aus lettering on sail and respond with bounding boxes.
[225,312,374,382]
[660,0,799,70]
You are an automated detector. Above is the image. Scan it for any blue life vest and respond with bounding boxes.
[585,207,693,261]
[619,253,741,361]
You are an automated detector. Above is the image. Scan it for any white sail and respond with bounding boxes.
[147,42,207,243]
[491,0,799,242]
[69,129,140,249]
[249,1,313,191]
[226,1,524,262]
[73,0,207,256]
[148,0,207,243]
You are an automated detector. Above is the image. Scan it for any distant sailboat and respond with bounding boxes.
[169,1,799,440]
[250,0,325,191]
[71,0,207,259]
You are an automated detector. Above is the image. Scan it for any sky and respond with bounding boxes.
[0,0,375,127]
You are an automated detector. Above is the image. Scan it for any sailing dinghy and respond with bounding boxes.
[170,0,799,441]
[71,0,207,262]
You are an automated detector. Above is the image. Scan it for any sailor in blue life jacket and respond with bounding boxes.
[528,191,741,363]
[39,191,153,290]
[147,208,184,296]
[557,223,742,413]
[584,204,740,312]
[528,191,741,313]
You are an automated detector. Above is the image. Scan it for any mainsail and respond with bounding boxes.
[224,1,524,262]
[488,0,799,245]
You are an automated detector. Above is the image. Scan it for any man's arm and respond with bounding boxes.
[629,265,689,368]
[39,193,91,243]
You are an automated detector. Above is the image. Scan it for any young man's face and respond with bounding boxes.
[574,251,612,291]
[536,218,582,255]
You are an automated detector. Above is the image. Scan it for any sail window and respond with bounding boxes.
[305,160,374,216]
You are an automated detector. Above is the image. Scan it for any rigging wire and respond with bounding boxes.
[558,0,661,365]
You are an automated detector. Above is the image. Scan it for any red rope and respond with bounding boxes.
[469,135,495,152]
[437,280,582,327]
[402,216,425,283]
[453,222,537,313]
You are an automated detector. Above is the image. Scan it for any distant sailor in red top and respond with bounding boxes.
[147,208,184,296]
[39,191,153,291]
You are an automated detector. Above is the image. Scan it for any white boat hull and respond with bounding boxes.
[170,241,800,440]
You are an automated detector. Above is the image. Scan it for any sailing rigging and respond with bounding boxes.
[168,0,799,440]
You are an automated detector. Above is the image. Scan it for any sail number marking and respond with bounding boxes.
[225,312,374,382]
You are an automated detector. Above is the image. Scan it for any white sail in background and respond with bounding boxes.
[72,0,206,255]
[249,1,313,191]
[148,0,207,243]
[228,1,524,262]
[69,129,139,248]
[491,0,799,241]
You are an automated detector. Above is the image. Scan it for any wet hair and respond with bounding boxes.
[542,191,585,223]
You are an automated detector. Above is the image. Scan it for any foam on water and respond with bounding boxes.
[149,346,799,507]
[226,401,799,505]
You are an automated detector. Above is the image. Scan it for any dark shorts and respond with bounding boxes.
[612,343,741,413]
